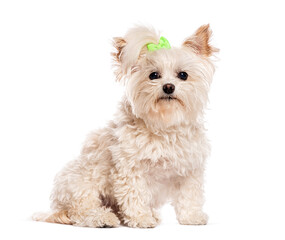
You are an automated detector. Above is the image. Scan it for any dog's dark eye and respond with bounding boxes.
[149,72,161,80]
[177,72,188,81]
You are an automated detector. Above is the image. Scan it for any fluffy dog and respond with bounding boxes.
[33,24,218,228]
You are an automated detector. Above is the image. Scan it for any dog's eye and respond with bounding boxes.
[177,72,188,81]
[149,72,161,80]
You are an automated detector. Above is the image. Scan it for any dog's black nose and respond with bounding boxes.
[163,83,175,94]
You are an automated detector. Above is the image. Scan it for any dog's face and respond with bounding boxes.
[113,25,217,128]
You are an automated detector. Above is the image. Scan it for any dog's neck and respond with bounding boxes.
[114,97,204,136]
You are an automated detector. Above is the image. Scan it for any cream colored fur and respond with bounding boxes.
[33,24,217,228]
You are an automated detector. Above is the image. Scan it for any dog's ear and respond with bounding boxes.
[112,26,160,82]
[112,37,127,82]
[183,24,218,57]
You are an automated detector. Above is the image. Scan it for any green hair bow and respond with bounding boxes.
[147,36,171,52]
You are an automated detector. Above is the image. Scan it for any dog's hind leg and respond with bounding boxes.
[60,190,120,228]
[35,191,120,228]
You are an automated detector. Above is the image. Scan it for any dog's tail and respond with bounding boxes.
[32,210,71,225]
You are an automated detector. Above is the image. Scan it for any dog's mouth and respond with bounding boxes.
[158,95,177,101]
[156,95,185,106]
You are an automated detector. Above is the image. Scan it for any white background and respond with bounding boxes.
[1,0,285,239]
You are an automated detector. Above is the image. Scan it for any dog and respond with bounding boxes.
[33,24,218,228]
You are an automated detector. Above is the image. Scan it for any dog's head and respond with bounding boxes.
[112,25,217,128]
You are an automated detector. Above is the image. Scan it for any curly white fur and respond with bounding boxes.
[33,24,218,228]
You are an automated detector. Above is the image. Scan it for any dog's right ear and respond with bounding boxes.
[112,37,127,82]
[112,26,160,82]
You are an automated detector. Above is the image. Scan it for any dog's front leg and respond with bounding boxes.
[173,168,208,225]
[113,167,157,228]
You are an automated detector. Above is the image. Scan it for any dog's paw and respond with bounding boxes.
[96,211,120,228]
[124,214,158,228]
[178,211,208,225]
[152,209,161,224]
[73,209,120,228]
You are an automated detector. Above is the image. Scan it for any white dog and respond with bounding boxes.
[33,24,218,228]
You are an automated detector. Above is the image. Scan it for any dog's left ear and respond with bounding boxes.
[183,24,218,57]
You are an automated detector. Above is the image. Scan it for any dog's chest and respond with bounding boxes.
[136,129,207,176]
[114,122,209,175]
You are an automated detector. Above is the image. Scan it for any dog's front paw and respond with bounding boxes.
[178,211,208,225]
[124,214,158,228]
